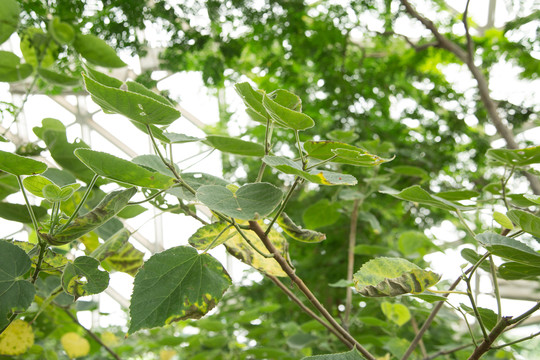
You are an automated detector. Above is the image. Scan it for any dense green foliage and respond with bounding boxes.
[0,0,539,359]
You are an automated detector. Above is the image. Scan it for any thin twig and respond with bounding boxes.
[267,275,354,348]
[424,343,474,360]
[249,221,377,360]
[63,308,122,360]
[344,199,360,329]
[491,330,540,350]
[411,316,428,358]
[462,0,475,64]
[264,177,301,236]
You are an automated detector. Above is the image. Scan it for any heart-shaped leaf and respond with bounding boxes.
[262,92,314,130]
[507,209,540,237]
[23,175,80,199]
[0,150,47,176]
[263,155,357,186]
[380,185,473,211]
[62,256,109,300]
[353,257,440,297]
[0,240,36,329]
[477,232,540,267]
[129,246,231,333]
[204,135,265,157]
[75,149,176,189]
[0,51,33,82]
[83,72,181,126]
[224,222,288,277]
[487,146,540,167]
[196,183,283,220]
[42,184,76,202]
[277,213,326,243]
[73,34,126,68]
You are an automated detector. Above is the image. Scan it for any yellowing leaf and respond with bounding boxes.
[0,320,34,356]
[61,332,90,358]
[381,302,411,326]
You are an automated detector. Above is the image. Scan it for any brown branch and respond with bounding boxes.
[344,199,360,329]
[399,0,540,194]
[267,275,354,348]
[63,308,122,360]
[466,317,512,360]
[411,316,428,358]
[249,221,377,360]
[424,343,474,360]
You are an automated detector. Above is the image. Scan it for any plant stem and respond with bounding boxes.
[249,220,377,360]
[344,198,360,329]
[491,330,540,350]
[256,116,273,182]
[63,308,122,360]
[410,316,427,358]
[57,174,98,233]
[233,222,274,258]
[294,131,307,169]
[427,288,467,295]
[456,209,476,239]
[424,343,474,360]
[128,189,166,205]
[0,314,18,335]
[16,176,41,236]
[267,275,354,349]
[489,255,502,320]
[466,316,512,360]
[508,301,540,325]
[464,275,489,340]
[264,176,301,236]
[304,155,338,171]
[500,167,514,211]
[31,241,47,284]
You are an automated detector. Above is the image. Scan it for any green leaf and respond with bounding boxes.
[234,82,269,124]
[410,294,448,303]
[262,92,314,130]
[353,257,440,297]
[460,304,498,330]
[45,188,136,245]
[37,68,79,86]
[132,154,179,177]
[327,129,359,143]
[33,118,97,184]
[0,51,33,82]
[82,73,181,126]
[0,202,47,223]
[358,211,382,234]
[62,256,109,300]
[380,185,473,211]
[90,229,131,262]
[493,211,514,229]
[303,199,341,229]
[204,135,265,156]
[0,135,7,142]
[116,204,147,219]
[487,146,540,166]
[523,194,540,205]
[20,28,57,68]
[42,168,77,187]
[398,231,439,257]
[11,240,68,274]
[390,165,429,181]
[381,302,411,326]
[126,81,173,106]
[277,213,326,243]
[460,248,491,273]
[129,246,231,333]
[0,240,35,329]
[48,17,75,44]
[225,222,288,277]
[476,232,540,267]
[42,184,76,202]
[0,173,18,201]
[301,349,364,359]
[507,209,540,237]
[23,175,53,197]
[75,149,176,189]
[188,222,233,250]
[166,172,229,202]
[0,150,47,175]
[436,190,479,201]
[263,155,357,186]
[196,183,283,220]
[304,140,386,167]
[90,228,143,276]
[0,0,19,44]
[499,262,540,280]
[164,133,201,144]
[73,34,126,68]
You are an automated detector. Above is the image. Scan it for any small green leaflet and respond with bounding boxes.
[487,146,540,167]
[0,0,19,45]
[75,149,176,189]
[0,240,36,329]
[73,34,126,68]
[44,187,136,245]
[263,155,357,186]
[225,222,288,277]
[0,51,33,82]
[262,91,314,130]
[380,185,473,211]
[42,183,78,202]
[129,246,231,333]
[62,256,109,300]
[460,304,497,330]
[303,199,341,229]
[507,209,540,237]
[0,149,47,175]
[48,16,75,44]
[82,72,181,126]
[476,232,540,267]
[301,348,364,359]
[353,257,440,297]
[188,222,233,250]
[204,135,265,157]
[493,211,514,229]
[381,302,411,326]
[277,213,326,243]
[196,183,283,220]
